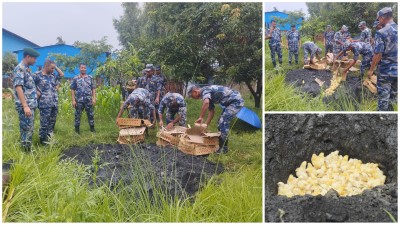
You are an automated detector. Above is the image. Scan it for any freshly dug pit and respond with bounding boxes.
[265,114,397,222]
[285,69,373,103]
[61,143,223,198]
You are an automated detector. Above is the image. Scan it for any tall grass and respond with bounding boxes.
[2,85,262,222]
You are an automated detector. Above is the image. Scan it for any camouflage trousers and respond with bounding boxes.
[325,44,333,55]
[288,48,299,64]
[166,108,187,126]
[377,76,397,111]
[269,44,282,67]
[129,105,151,120]
[218,99,244,140]
[17,107,35,148]
[39,107,58,139]
[75,102,94,127]
[360,56,372,77]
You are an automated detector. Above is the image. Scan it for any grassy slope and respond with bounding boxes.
[264,38,392,111]
[2,85,262,222]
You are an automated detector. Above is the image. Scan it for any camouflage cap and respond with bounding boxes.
[358,21,366,27]
[23,48,40,57]
[327,25,332,28]
[187,84,200,97]
[341,25,348,31]
[376,7,392,19]
[154,65,161,70]
[145,64,154,71]
[343,41,352,49]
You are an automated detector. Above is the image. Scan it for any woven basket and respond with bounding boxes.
[156,126,187,146]
[177,134,219,155]
[117,127,146,144]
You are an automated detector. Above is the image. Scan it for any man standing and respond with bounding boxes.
[302,41,322,65]
[357,21,373,44]
[154,65,167,103]
[116,88,156,122]
[334,41,373,81]
[323,25,335,55]
[188,85,244,154]
[137,64,161,122]
[158,92,187,130]
[286,25,301,65]
[33,59,64,144]
[334,25,350,59]
[266,20,283,68]
[367,7,397,111]
[70,63,96,134]
[13,48,40,151]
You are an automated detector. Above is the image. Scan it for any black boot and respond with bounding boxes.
[216,137,229,154]
[21,142,32,152]
[40,137,49,145]
[90,125,96,133]
[75,126,80,134]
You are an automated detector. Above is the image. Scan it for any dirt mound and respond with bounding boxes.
[265,114,397,222]
[285,69,332,97]
[61,143,223,198]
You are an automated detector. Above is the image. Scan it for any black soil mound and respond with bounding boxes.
[61,143,223,198]
[285,69,332,97]
[265,114,397,222]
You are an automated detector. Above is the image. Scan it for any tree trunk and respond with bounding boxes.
[244,79,262,108]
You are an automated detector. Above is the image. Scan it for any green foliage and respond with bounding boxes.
[273,10,305,28]
[306,2,398,35]
[300,16,327,41]
[113,3,263,108]
[50,37,112,75]
[2,52,18,75]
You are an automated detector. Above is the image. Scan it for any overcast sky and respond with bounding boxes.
[3,2,124,50]
[264,2,309,17]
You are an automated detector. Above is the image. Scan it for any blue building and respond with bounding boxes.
[2,28,40,56]
[265,11,304,31]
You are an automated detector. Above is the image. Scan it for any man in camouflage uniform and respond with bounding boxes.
[266,20,283,67]
[70,63,96,134]
[357,21,373,44]
[334,41,373,81]
[323,25,335,55]
[137,64,161,122]
[154,65,167,101]
[286,25,301,65]
[302,41,322,65]
[13,48,40,151]
[367,7,397,111]
[188,85,244,154]
[334,25,351,59]
[158,92,187,130]
[116,88,156,122]
[33,59,64,144]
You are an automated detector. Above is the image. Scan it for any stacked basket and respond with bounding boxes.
[116,118,152,144]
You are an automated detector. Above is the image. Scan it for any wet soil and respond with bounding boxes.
[265,114,397,222]
[285,69,374,104]
[61,143,223,198]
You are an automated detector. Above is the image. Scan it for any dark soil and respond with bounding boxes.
[285,69,374,105]
[60,143,223,198]
[265,114,398,222]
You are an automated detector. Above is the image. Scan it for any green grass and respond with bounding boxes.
[2,84,262,222]
[264,38,397,111]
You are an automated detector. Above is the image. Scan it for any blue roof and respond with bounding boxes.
[2,28,40,56]
[265,11,303,31]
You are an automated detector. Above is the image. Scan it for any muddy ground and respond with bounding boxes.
[265,114,398,222]
[61,143,223,198]
[285,69,373,105]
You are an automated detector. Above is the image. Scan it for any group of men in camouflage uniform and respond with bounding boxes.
[266,7,397,111]
[12,48,65,151]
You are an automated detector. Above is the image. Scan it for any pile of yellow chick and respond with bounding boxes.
[324,75,341,96]
[278,151,386,197]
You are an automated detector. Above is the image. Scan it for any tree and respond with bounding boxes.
[2,52,18,76]
[300,16,327,41]
[273,10,305,28]
[56,36,66,45]
[50,37,112,75]
[113,3,263,108]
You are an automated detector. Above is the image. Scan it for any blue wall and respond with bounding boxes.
[14,44,108,79]
[2,29,39,56]
[265,11,303,31]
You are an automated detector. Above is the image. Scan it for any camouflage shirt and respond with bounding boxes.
[267,27,282,47]
[33,71,61,108]
[13,61,37,109]
[200,85,243,110]
[123,88,155,111]
[374,21,398,77]
[70,75,96,103]
[360,27,372,43]
[347,42,373,61]
[324,30,335,45]
[137,75,161,100]
[286,30,301,49]
[158,92,186,114]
